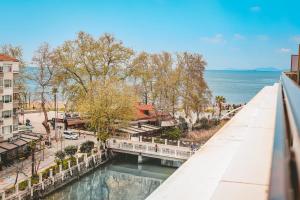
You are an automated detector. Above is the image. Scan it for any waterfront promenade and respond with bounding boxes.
[147,84,278,200]
[0,111,97,191]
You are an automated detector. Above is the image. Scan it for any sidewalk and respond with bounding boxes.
[0,111,97,190]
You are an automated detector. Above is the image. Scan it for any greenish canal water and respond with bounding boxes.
[45,155,176,200]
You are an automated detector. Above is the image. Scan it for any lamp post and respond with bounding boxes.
[52,87,58,147]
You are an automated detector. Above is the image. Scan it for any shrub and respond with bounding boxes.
[80,141,95,153]
[19,180,28,191]
[55,150,66,163]
[31,175,39,185]
[178,116,188,132]
[162,128,182,140]
[62,159,69,170]
[70,157,77,166]
[64,145,78,158]
[210,118,220,126]
[199,117,210,129]
[42,168,50,179]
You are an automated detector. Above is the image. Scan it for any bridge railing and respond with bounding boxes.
[137,136,201,149]
[107,139,194,160]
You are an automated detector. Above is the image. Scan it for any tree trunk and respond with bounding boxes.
[41,93,51,140]
[219,103,222,118]
[31,148,35,176]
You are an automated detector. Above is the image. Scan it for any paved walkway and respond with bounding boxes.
[147,84,278,200]
[0,111,97,190]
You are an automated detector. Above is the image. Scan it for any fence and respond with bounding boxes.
[1,150,108,200]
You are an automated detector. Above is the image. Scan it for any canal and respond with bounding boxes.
[45,154,176,200]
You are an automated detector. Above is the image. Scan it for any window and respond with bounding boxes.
[4,80,12,88]
[2,110,12,118]
[2,125,12,134]
[3,64,12,73]
[0,78,3,87]
[0,66,3,72]
[13,125,18,132]
[3,95,12,103]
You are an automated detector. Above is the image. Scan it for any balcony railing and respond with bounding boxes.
[269,73,300,200]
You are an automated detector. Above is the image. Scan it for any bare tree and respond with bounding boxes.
[29,43,55,142]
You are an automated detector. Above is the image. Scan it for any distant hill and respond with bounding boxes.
[253,67,282,71]
[207,67,284,71]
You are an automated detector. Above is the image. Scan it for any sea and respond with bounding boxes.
[204,70,282,104]
[25,67,282,104]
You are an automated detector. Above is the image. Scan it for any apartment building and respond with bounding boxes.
[0,54,19,141]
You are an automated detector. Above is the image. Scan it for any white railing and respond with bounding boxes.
[107,139,194,160]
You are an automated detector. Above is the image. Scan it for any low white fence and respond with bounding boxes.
[107,139,194,160]
[1,151,108,200]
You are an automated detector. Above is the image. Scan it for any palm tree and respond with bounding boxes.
[215,96,226,118]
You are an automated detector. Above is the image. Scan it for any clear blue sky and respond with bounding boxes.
[1,0,300,69]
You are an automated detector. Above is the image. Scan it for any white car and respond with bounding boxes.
[63,131,79,140]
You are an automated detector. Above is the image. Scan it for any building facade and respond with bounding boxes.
[0,54,19,141]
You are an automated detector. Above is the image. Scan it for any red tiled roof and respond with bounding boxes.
[134,103,173,121]
[0,54,19,62]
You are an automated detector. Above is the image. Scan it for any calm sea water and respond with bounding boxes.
[45,156,175,200]
[25,67,282,104]
[205,70,281,104]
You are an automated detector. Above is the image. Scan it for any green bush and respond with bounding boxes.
[53,165,59,174]
[70,157,77,166]
[194,117,210,130]
[178,116,188,132]
[62,159,69,170]
[80,141,95,153]
[42,168,50,179]
[64,145,78,158]
[162,128,182,140]
[19,180,28,191]
[31,175,39,185]
[55,150,66,162]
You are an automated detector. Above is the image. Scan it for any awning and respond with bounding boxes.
[117,124,161,135]
[142,124,160,130]
[0,147,7,154]
[118,128,139,134]
[0,142,18,150]
[13,140,27,146]
[20,137,32,142]
[21,134,40,140]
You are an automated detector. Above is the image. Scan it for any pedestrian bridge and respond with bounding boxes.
[107,138,194,162]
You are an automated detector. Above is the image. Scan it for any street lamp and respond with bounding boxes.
[52,87,58,145]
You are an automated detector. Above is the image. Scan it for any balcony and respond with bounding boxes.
[13,115,18,125]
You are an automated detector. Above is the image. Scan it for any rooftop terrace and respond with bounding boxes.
[147,83,278,200]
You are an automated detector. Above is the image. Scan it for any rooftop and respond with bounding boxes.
[0,54,18,62]
[147,83,278,200]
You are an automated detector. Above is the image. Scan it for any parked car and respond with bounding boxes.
[63,130,79,140]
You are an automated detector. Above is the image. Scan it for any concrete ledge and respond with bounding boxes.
[147,84,278,200]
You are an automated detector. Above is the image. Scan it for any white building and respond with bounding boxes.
[0,54,19,141]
